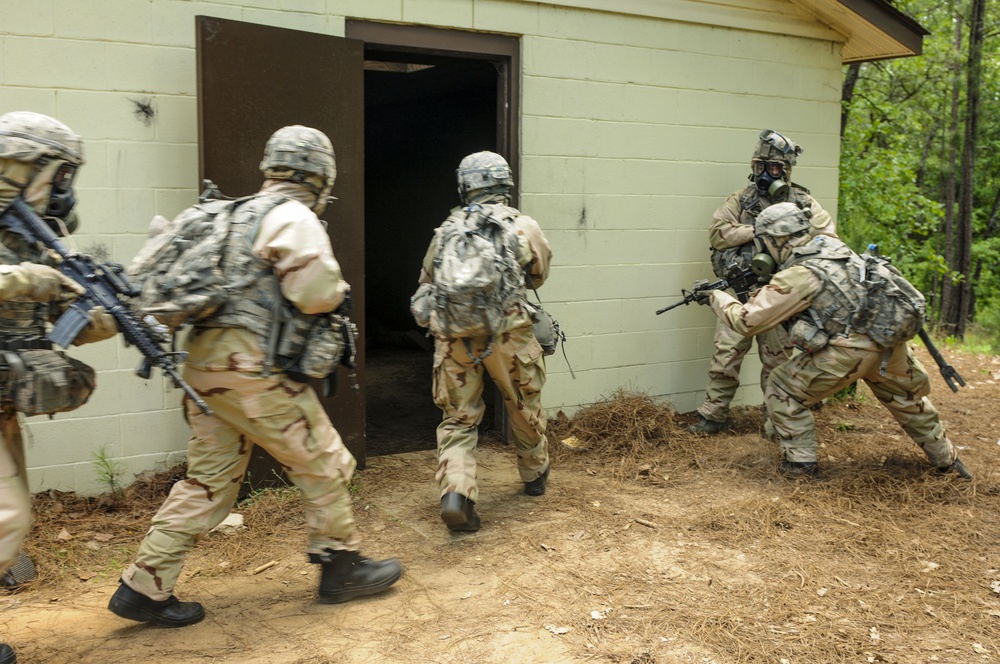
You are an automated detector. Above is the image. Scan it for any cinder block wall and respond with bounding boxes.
[0,0,842,493]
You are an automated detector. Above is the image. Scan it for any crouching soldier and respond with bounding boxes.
[705,202,971,480]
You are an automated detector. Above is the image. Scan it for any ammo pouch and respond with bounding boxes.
[279,312,346,381]
[1,349,96,416]
[788,317,829,354]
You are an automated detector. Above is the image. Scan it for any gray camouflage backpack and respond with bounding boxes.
[853,249,927,349]
[788,239,926,352]
[127,194,286,331]
[412,202,523,362]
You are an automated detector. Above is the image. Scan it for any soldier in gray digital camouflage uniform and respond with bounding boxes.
[706,202,971,480]
[0,111,119,664]
[690,130,836,435]
[108,125,402,629]
[412,151,552,533]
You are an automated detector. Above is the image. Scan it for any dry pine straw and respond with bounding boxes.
[545,386,997,662]
[14,354,1000,663]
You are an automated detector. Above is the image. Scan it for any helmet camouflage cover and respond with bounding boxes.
[259,125,336,185]
[752,129,802,168]
[755,202,812,238]
[456,151,513,201]
[0,111,84,166]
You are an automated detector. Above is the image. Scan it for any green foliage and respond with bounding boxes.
[839,0,1000,338]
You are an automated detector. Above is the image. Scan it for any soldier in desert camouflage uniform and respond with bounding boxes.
[690,130,836,435]
[108,126,402,629]
[414,151,552,533]
[0,111,119,664]
[706,202,972,480]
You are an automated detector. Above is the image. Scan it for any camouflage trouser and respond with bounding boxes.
[122,369,359,601]
[697,319,791,422]
[433,325,548,502]
[766,342,957,467]
[0,410,30,573]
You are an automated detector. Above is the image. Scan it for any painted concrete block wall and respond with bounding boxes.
[508,6,843,415]
[1,0,844,493]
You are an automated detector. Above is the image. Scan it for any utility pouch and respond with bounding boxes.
[285,313,346,381]
[788,318,829,354]
[1,349,95,415]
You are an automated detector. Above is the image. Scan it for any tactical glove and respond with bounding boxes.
[17,262,85,302]
[72,305,119,345]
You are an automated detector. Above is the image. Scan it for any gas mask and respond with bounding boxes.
[17,158,80,235]
[752,160,790,200]
[45,160,79,220]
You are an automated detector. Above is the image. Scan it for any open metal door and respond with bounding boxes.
[196,16,368,477]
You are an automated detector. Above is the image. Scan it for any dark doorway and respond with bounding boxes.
[362,49,498,456]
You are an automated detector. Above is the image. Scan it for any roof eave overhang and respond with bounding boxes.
[792,0,930,63]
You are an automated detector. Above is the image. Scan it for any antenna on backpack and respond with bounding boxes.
[199,179,234,203]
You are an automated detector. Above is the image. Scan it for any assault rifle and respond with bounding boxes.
[0,198,213,415]
[655,268,758,315]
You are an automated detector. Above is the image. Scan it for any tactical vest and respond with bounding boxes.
[0,229,52,350]
[197,194,287,343]
[0,232,96,416]
[712,184,812,282]
[784,237,865,341]
[735,182,812,225]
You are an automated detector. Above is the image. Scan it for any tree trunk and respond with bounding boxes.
[841,63,861,138]
[953,0,985,338]
[939,4,963,335]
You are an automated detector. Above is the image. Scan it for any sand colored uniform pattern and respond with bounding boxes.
[420,202,552,501]
[697,185,833,423]
[122,185,359,601]
[711,262,958,468]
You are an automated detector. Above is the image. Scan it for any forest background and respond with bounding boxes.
[840,0,999,346]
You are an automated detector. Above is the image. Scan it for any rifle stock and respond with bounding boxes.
[0,198,213,415]
[917,328,965,392]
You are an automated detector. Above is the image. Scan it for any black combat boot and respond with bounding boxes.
[310,549,403,604]
[780,459,819,478]
[687,416,725,435]
[939,457,973,480]
[524,465,550,496]
[0,642,15,664]
[107,579,205,628]
[440,492,481,531]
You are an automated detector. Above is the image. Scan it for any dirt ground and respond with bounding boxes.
[2,343,999,664]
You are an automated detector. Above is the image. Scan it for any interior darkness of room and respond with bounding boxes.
[363,49,499,456]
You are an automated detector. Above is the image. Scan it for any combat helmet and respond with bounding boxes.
[0,111,84,166]
[750,130,803,200]
[0,111,84,228]
[259,125,336,188]
[755,202,812,266]
[456,151,513,203]
[752,129,801,168]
